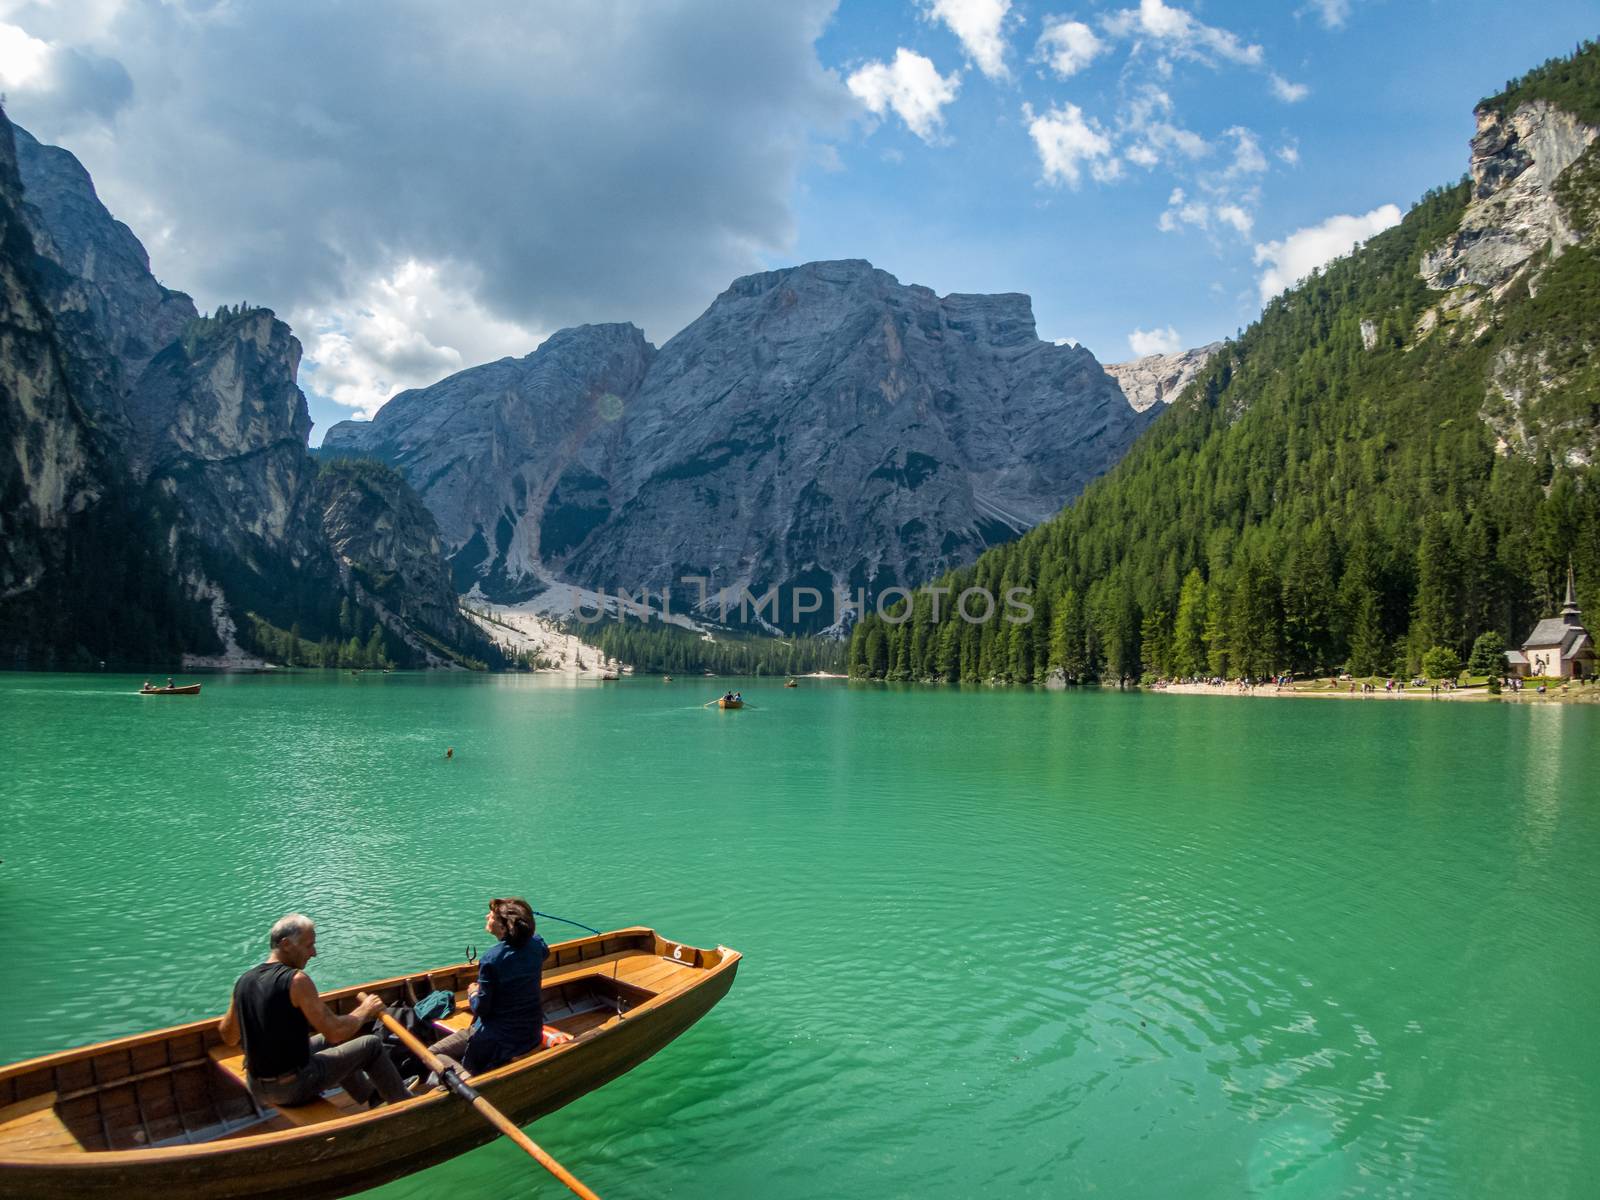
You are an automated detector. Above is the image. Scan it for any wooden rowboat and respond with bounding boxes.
[0,928,739,1199]
[139,685,201,696]
[784,680,798,688]
[717,698,742,709]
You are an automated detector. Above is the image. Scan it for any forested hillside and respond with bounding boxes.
[849,45,1600,684]
[583,619,846,677]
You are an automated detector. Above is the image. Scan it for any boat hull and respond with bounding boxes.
[139,685,201,696]
[0,931,738,1199]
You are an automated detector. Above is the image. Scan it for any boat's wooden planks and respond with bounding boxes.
[0,929,741,1200]
[204,1049,343,1128]
[622,958,700,993]
[0,1093,82,1156]
[542,949,701,996]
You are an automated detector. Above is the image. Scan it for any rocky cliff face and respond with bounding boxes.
[133,307,325,562]
[0,109,213,666]
[314,458,484,657]
[328,259,1151,627]
[1414,93,1600,470]
[324,323,654,595]
[0,118,98,602]
[4,115,495,668]
[581,260,1147,619]
[1421,100,1597,291]
[13,125,197,457]
[1104,343,1222,413]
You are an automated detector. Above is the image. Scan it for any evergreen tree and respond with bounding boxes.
[1346,592,1389,676]
[1204,578,1231,678]
[1172,568,1207,677]
[1467,629,1507,675]
[364,624,386,668]
[1421,645,1462,680]
[1140,605,1171,678]
[1282,526,1338,671]
[1228,553,1282,677]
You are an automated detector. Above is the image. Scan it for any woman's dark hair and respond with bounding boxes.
[491,897,535,949]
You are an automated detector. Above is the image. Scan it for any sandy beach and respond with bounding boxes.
[1153,680,1600,704]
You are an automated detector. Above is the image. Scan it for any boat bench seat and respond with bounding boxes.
[207,1045,346,1126]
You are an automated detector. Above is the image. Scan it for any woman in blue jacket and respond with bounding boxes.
[429,896,549,1077]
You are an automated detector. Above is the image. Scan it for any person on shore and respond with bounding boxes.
[429,897,550,1080]
[219,913,410,1110]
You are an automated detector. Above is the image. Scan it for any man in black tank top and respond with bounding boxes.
[220,913,410,1109]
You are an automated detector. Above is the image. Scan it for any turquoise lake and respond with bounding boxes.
[2,672,1597,1197]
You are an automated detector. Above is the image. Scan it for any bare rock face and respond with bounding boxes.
[314,459,485,655]
[1103,343,1222,412]
[0,117,97,601]
[329,259,1151,626]
[323,323,654,595]
[578,260,1146,617]
[133,308,330,574]
[1421,100,1597,290]
[14,121,321,568]
[0,109,214,666]
[5,118,490,666]
[13,126,197,459]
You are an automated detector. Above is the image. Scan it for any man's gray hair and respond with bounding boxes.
[269,912,314,948]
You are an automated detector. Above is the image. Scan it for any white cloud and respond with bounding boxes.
[1156,186,1214,232]
[1224,126,1267,176]
[1157,184,1253,238]
[294,259,548,420]
[848,48,961,142]
[1269,72,1308,102]
[1303,0,1351,29]
[1036,17,1103,79]
[1024,102,1115,187]
[1121,85,1210,168]
[0,18,130,133]
[925,0,1011,81]
[1278,141,1300,165]
[1253,204,1402,301]
[1129,325,1182,355]
[0,22,52,87]
[1,0,852,379]
[1214,203,1252,235]
[1103,0,1263,68]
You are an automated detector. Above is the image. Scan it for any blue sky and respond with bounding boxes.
[796,0,1600,355]
[0,0,1596,437]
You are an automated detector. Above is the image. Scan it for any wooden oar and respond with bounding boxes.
[379,1013,601,1200]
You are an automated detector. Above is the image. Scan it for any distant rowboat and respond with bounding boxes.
[139,684,201,696]
[784,679,798,688]
[717,698,743,709]
[0,927,739,1199]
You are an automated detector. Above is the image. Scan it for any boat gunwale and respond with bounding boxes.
[0,926,740,1166]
